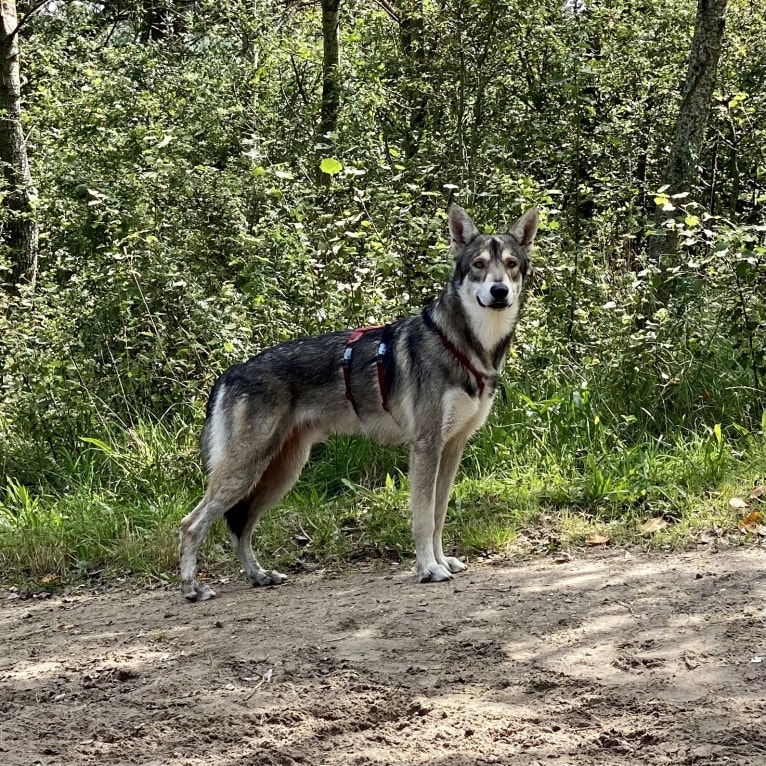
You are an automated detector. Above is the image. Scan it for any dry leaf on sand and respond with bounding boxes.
[738,510,765,535]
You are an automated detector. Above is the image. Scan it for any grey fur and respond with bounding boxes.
[179,206,538,600]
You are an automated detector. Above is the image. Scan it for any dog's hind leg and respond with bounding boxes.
[227,426,314,588]
[410,439,454,583]
[432,435,469,575]
[179,468,258,602]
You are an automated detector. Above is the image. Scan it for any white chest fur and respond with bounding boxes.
[440,387,495,442]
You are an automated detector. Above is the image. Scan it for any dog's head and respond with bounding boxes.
[449,205,537,312]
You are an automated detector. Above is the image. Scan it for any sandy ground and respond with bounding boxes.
[2,546,765,766]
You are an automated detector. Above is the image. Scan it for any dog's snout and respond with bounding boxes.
[490,283,509,301]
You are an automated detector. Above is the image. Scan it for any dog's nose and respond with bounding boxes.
[490,283,509,301]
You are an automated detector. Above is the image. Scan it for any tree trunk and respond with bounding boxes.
[398,0,426,159]
[648,0,728,303]
[141,1,191,42]
[317,0,341,186]
[0,0,38,294]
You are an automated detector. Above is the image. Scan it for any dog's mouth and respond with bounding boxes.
[477,296,509,311]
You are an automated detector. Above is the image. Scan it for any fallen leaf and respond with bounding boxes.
[748,485,766,500]
[738,510,762,533]
[586,532,610,546]
[554,552,572,564]
[698,529,719,544]
[683,652,700,670]
[40,574,58,584]
[639,517,669,536]
[729,497,749,510]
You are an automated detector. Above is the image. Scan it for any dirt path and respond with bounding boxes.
[2,547,765,766]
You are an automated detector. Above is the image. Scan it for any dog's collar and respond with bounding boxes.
[342,324,392,415]
[422,310,487,397]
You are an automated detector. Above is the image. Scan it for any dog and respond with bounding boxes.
[179,205,538,600]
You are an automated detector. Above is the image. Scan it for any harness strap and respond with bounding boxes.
[376,324,392,412]
[343,324,392,415]
[423,310,487,396]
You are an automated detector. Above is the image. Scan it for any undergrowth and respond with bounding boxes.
[1,385,763,587]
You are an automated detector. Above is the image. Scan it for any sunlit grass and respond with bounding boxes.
[1,392,764,587]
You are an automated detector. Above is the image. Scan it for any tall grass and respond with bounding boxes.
[1,379,763,585]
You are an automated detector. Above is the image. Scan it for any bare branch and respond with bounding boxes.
[371,0,399,23]
[5,0,56,39]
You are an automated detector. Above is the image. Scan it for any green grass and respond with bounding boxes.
[1,394,764,588]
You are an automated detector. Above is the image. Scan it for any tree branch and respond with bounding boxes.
[371,0,399,23]
[5,0,56,39]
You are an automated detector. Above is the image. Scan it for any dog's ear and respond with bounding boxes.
[449,206,479,253]
[510,208,539,248]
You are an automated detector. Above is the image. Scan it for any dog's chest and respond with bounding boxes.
[440,387,495,441]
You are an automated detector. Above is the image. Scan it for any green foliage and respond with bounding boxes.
[1,0,765,582]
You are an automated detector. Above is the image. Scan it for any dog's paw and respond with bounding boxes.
[250,569,287,587]
[417,562,454,583]
[441,556,467,574]
[181,581,217,602]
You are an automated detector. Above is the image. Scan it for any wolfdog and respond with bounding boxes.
[179,205,538,600]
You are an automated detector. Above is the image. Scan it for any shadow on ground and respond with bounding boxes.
[2,546,765,765]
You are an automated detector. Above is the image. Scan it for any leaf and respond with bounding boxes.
[728,91,748,109]
[683,652,700,670]
[639,517,669,536]
[319,158,343,175]
[80,436,118,457]
[554,552,572,564]
[748,485,765,500]
[738,510,763,535]
[586,532,609,546]
[728,497,748,510]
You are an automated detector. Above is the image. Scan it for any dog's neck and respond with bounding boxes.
[428,284,518,373]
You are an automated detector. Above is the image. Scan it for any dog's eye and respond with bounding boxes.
[473,261,487,270]
[506,259,518,270]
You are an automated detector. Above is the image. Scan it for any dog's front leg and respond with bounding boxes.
[433,435,468,575]
[410,441,453,582]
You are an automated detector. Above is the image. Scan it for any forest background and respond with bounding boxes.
[0,0,764,583]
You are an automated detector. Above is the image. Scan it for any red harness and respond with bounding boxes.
[342,314,487,417]
[342,325,391,415]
